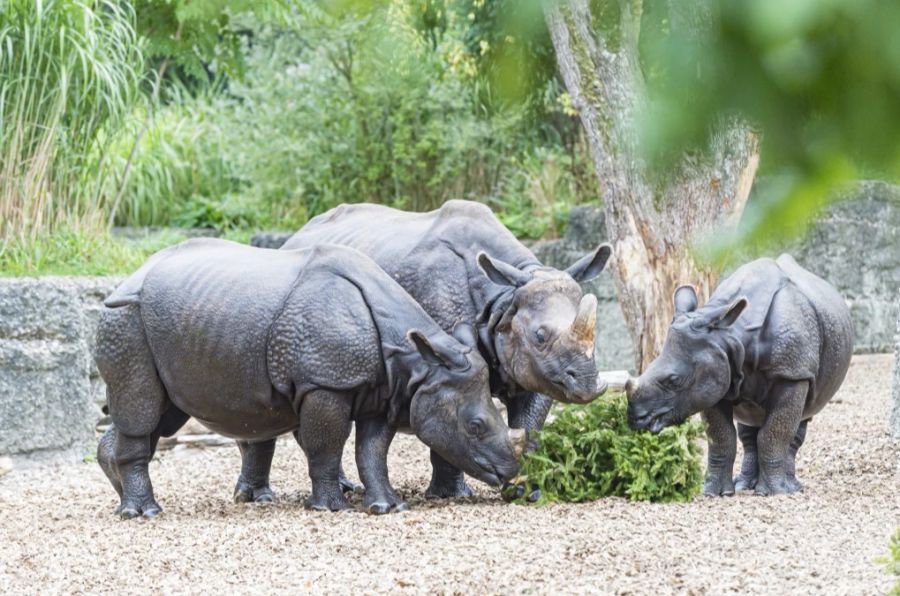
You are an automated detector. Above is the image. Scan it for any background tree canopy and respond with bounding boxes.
[1,0,898,278]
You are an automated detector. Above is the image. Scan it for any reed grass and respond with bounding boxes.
[0,0,143,248]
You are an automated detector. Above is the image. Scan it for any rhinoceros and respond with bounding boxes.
[234,200,611,501]
[626,254,853,496]
[95,239,525,518]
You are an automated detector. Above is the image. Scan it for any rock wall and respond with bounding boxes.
[786,181,900,354]
[0,278,120,461]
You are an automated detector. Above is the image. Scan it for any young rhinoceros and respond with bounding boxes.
[626,254,852,496]
[95,239,525,518]
[237,200,610,501]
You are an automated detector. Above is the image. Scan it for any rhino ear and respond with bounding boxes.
[707,297,748,329]
[408,330,454,368]
[566,243,612,283]
[477,252,531,288]
[673,285,698,314]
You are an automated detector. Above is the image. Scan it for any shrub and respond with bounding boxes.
[883,529,900,595]
[509,393,705,504]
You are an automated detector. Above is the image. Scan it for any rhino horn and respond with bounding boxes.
[570,294,598,345]
[509,428,527,459]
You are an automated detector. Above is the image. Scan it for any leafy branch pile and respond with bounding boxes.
[884,529,900,595]
[510,393,705,504]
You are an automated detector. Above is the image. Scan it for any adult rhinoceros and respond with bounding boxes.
[96,240,524,517]
[237,200,611,501]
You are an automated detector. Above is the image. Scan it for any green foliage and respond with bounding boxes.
[0,229,187,277]
[510,393,705,504]
[133,0,294,82]
[111,3,593,237]
[0,0,143,239]
[882,529,900,595]
[637,0,900,256]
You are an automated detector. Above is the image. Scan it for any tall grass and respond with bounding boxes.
[0,0,143,245]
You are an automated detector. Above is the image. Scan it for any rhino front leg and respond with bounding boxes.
[234,439,276,503]
[502,391,552,502]
[355,416,407,515]
[784,419,808,493]
[755,381,807,496]
[734,424,760,491]
[425,452,473,499]
[701,401,736,497]
[296,390,353,512]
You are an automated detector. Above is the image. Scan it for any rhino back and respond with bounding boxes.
[712,256,852,416]
[137,241,309,435]
[284,200,539,332]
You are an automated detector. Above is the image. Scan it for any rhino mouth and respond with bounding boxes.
[472,456,514,487]
[630,407,673,434]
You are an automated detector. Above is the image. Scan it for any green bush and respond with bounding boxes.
[109,3,596,237]
[509,393,705,504]
[884,529,900,595]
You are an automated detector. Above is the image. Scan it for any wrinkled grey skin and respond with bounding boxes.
[626,255,853,496]
[234,200,611,501]
[95,239,525,518]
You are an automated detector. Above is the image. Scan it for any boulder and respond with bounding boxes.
[0,277,120,460]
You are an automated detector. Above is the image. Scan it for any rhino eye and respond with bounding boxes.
[534,328,548,344]
[663,373,683,388]
[467,418,486,437]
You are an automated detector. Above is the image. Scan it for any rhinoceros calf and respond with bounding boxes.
[626,254,853,496]
[95,239,524,518]
[235,200,611,501]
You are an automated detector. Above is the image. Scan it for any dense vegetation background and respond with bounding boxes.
[0,0,601,274]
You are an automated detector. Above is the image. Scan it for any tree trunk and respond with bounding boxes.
[545,0,760,371]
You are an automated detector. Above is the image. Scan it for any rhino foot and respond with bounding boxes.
[702,475,735,497]
[785,474,803,493]
[501,482,540,503]
[339,473,364,495]
[733,473,758,492]
[754,475,800,496]
[425,480,473,499]
[304,489,352,512]
[116,498,162,520]
[365,500,409,515]
[233,482,274,504]
[363,487,408,515]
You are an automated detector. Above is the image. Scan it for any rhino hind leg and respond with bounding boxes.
[784,419,808,492]
[296,390,353,512]
[96,305,176,519]
[734,424,760,491]
[234,439,277,504]
[425,451,473,499]
[754,381,807,496]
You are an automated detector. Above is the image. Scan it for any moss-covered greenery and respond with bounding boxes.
[508,392,705,504]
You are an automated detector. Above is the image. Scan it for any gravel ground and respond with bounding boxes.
[1,354,898,594]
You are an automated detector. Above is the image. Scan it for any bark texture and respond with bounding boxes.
[545,0,760,370]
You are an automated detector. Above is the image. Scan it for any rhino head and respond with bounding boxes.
[406,331,526,486]
[476,244,611,404]
[626,285,748,433]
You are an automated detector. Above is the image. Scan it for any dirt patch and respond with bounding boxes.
[1,354,898,594]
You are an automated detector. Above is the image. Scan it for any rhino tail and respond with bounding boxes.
[104,244,183,308]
